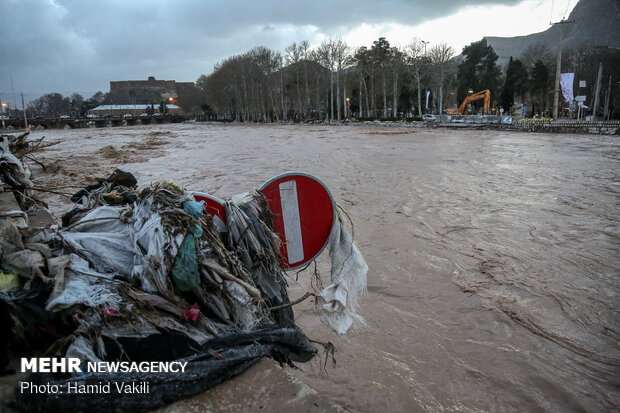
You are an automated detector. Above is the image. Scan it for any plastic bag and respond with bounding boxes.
[171,228,200,291]
[171,202,204,291]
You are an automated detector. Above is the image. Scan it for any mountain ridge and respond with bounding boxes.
[483,0,620,67]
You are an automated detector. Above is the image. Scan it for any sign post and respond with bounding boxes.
[575,96,586,121]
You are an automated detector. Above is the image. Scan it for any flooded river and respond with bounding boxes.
[27,123,619,412]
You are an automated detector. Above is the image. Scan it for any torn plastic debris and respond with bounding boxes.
[0,137,33,189]
[317,209,368,334]
[0,177,315,412]
[45,254,122,312]
[70,168,138,205]
[1,164,367,412]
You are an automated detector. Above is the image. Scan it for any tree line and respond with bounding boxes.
[0,92,108,119]
[196,37,459,121]
[23,91,108,118]
[14,38,619,120]
[197,37,620,121]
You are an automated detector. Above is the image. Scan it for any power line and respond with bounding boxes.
[550,0,555,24]
[563,0,572,20]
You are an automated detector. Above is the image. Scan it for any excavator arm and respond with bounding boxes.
[444,90,491,115]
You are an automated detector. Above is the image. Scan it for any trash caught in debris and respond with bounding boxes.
[0,131,367,412]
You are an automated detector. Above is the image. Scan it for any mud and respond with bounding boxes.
[20,123,620,412]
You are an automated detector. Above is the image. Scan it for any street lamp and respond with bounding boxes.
[1,102,7,130]
[421,40,429,55]
[421,40,430,114]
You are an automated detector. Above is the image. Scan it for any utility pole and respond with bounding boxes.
[21,93,28,129]
[421,40,429,114]
[603,75,612,120]
[0,93,5,130]
[10,77,18,114]
[592,62,603,119]
[551,19,575,119]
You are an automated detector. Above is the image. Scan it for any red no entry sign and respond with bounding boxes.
[191,192,227,231]
[259,172,335,269]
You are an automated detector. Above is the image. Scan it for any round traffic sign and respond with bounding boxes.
[259,172,335,269]
[191,192,227,231]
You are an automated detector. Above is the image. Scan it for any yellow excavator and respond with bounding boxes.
[444,89,491,115]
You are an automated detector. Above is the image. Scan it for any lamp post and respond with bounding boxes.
[346,97,350,118]
[421,40,430,113]
[421,40,429,56]
[1,102,7,130]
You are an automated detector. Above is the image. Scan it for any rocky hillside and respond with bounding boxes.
[484,0,620,66]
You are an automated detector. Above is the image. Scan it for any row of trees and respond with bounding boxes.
[197,37,620,120]
[17,39,618,120]
[22,91,108,118]
[18,88,200,118]
[197,37,461,121]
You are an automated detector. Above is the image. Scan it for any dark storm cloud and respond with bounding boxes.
[0,0,517,96]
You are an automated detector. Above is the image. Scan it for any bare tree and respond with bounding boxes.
[520,42,553,68]
[354,46,373,117]
[309,49,324,118]
[332,38,351,121]
[405,39,427,117]
[300,40,312,112]
[428,43,455,114]
[285,42,304,118]
[390,48,405,118]
[316,40,336,120]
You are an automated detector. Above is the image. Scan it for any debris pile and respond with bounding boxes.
[0,133,367,412]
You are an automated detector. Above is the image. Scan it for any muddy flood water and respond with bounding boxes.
[22,123,619,412]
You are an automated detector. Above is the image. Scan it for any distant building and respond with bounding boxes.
[88,104,183,116]
[108,76,195,105]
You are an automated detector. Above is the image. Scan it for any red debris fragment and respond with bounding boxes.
[183,303,200,321]
[102,308,117,316]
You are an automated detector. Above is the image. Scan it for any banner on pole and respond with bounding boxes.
[425,91,430,109]
[560,73,575,102]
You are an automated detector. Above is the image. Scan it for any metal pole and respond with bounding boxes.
[421,40,429,114]
[0,94,5,130]
[552,26,564,119]
[552,20,574,119]
[592,62,603,119]
[603,75,612,120]
[21,93,28,129]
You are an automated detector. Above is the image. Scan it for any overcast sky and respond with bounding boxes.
[1,0,576,103]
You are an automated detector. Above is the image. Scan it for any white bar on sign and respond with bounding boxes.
[279,180,304,264]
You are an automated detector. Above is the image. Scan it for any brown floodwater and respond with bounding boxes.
[25,123,620,412]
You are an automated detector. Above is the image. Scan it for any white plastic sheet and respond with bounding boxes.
[46,254,122,311]
[62,207,134,277]
[317,210,368,334]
